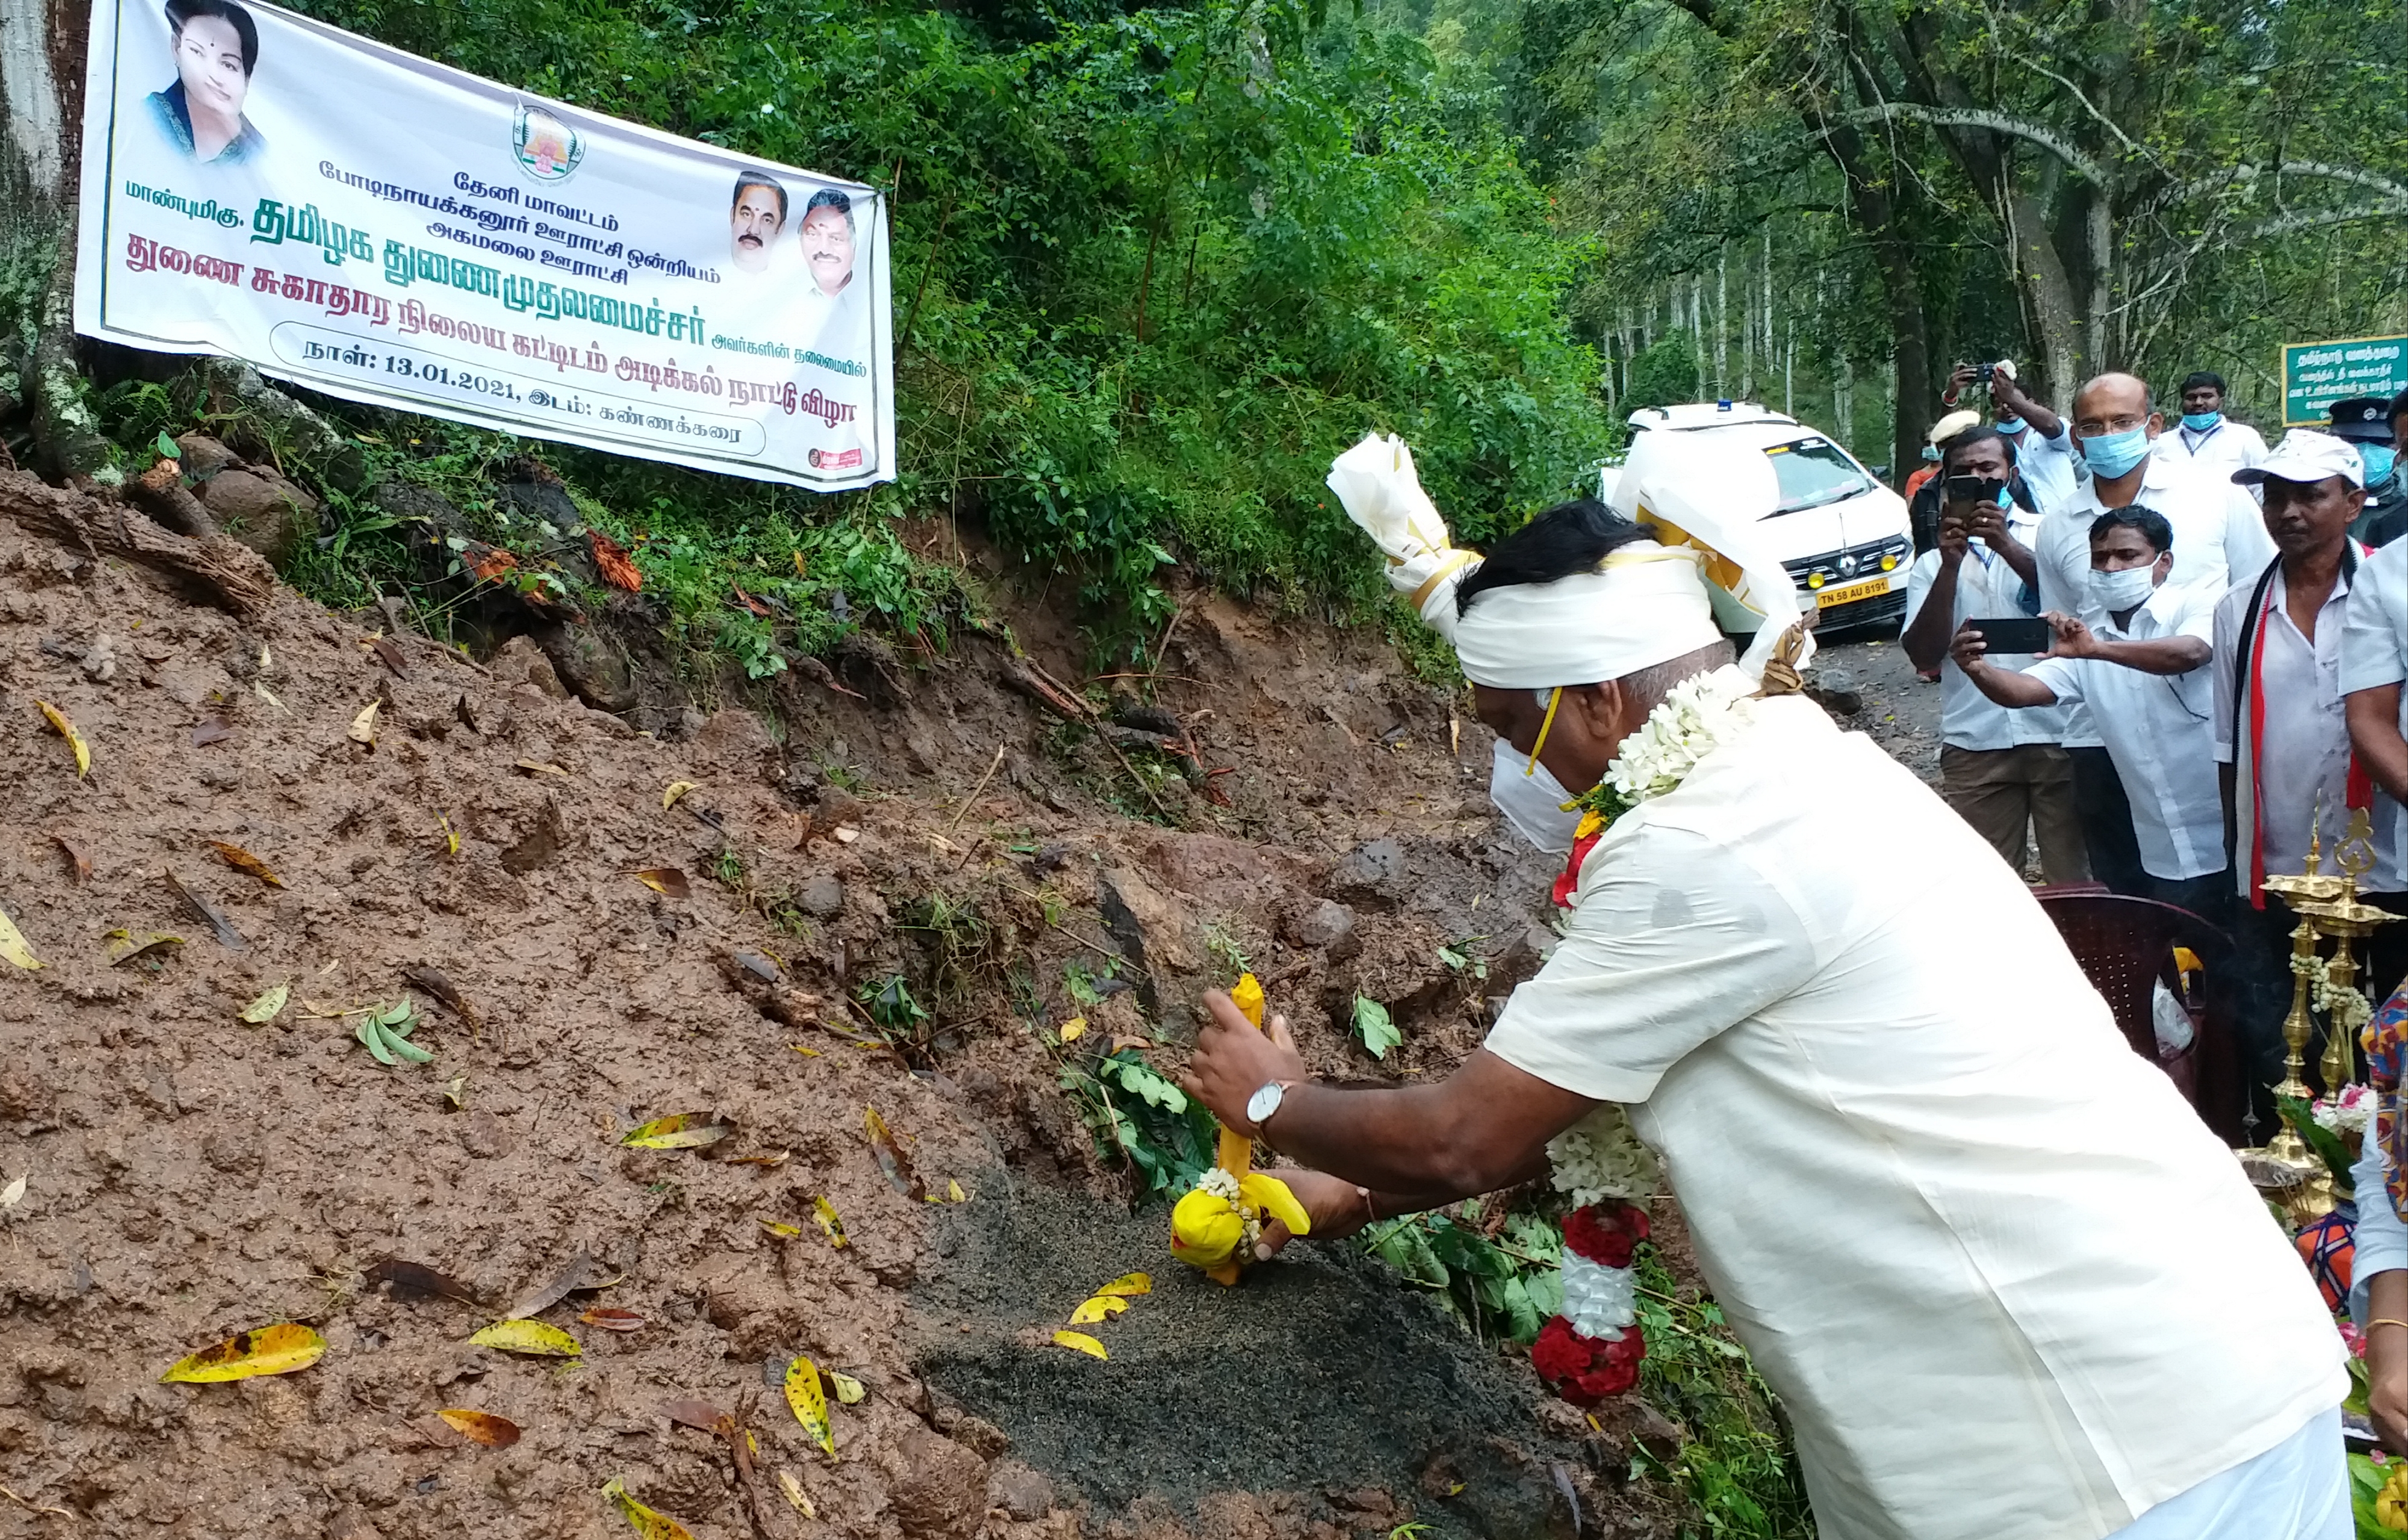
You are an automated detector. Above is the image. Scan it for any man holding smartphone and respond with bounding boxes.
[1905,428,2090,883]
[1947,508,2226,916]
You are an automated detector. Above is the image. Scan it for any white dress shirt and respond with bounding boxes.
[2024,580,2223,879]
[2004,422,2082,520]
[1906,509,2068,750]
[2152,418,2269,476]
[2214,564,2356,898]
[2341,536,2408,892]
[1488,687,2345,1540]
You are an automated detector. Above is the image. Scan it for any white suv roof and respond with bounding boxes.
[1626,401,1801,434]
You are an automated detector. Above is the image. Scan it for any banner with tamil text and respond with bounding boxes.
[74,0,893,490]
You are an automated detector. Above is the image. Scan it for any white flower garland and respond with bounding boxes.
[1546,1104,1661,1208]
[1601,666,1760,804]
[2291,952,2375,1042]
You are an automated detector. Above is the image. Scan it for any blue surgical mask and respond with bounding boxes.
[2081,425,2152,479]
[2363,444,2398,487]
[2088,564,2157,613]
[1920,445,1940,462]
[1994,416,2025,434]
[2181,411,2222,433]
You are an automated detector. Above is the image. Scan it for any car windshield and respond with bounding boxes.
[1762,438,1872,515]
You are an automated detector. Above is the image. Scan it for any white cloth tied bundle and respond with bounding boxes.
[1324,431,1812,689]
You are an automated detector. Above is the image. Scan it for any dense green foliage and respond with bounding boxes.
[267,0,1615,658]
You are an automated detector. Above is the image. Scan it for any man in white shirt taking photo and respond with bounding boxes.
[1949,507,2227,916]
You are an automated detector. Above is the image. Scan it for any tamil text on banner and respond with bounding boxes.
[73,0,893,490]
[2281,334,2408,429]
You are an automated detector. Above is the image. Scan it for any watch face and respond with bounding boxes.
[1245,1082,1284,1125]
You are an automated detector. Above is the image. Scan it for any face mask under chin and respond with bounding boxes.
[1489,738,1583,855]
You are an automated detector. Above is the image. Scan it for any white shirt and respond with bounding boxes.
[2044,452,2278,629]
[2152,417,2269,476]
[2340,536,2408,892]
[2003,421,2082,520]
[2024,581,2223,879]
[1486,689,2345,1540]
[2213,563,2356,898]
[1906,512,2067,750]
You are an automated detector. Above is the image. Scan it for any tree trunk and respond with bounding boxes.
[2,0,83,241]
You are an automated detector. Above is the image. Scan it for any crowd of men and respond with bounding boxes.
[1898,368,2408,1114]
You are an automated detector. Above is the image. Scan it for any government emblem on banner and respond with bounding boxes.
[512,104,584,181]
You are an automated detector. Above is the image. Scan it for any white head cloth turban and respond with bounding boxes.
[1325,432,1812,689]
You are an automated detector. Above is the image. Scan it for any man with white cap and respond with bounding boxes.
[2217,428,2399,1104]
[1181,433,2348,1540]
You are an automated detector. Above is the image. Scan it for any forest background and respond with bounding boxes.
[5,0,2407,664]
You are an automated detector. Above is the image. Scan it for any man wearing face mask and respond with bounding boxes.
[2030,372,2280,892]
[1902,428,2088,884]
[2154,372,2268,476]
[2328,396,2407,549]
[1947,509,2227,916]
[1189,429,2350,1540]
[1951,361,2080,518]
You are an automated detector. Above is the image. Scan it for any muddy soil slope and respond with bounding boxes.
[0,471,1769,1540]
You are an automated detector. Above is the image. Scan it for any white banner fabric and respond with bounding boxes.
[73,0,894,490]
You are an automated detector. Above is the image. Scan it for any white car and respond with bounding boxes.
[1602,401,1915,635]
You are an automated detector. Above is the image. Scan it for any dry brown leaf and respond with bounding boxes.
[366,636,409,677]
[402,964,484,1032]
[502,1247,592,1320]
[1109,1034,1155,1053]
[661,1399,726,1432]
[580,1307,645,1332]
[206,840,286,888]
[725,1150,790,1168]
[863,1106,924,1198]
[50,835,90,884]
[367,1256,478,1303]
[512,758,568,777]
[592,530,643,592]
[633,867,691,899]
[777,1469,816,1518]
[190,716,232,747]
[436,1408,520,1447]
[163,870,246,953]
[347,700,380,747]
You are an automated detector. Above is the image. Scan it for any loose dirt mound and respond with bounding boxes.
[0,476,1702,1539]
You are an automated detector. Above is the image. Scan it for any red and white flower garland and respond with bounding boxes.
[1530,667,1755,1404]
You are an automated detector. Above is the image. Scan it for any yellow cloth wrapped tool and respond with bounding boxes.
[1170,973,1311,1285]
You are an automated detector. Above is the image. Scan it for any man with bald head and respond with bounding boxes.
[2031,371,2280,894]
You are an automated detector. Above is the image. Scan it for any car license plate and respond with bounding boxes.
[1814,575,1891,608]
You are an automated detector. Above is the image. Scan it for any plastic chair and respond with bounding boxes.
[2034,887,2249,1145]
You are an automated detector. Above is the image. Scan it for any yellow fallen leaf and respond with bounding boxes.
[34,699,90,777]
[826,1370,865,1405]
[206,840,285,887]
[239,983,289,1024]
[437,812,461,857]
[469,1319,582,1357]
[759,1219,803,1239]
[162,1322,326,1382]
[104,929,184,966]
[602,1476,696,1540]
[0,905,43,970]
[777,1470,815,1518]
[812,1195,847,1248]
[436,1408,522,1447]
[621,1112,732,1149]
[1068,1295,1129,1326]
[784,1356,836,1458]
[1,1174,26,1211]
[633,867,691,899]
[789,1044,821,1058]
[1092,1272,1153,1297]
[1057,1016,1086,1043]
[347,700,380,747]
[947,1179,967,1203]
[662,780,698,810]
[1051,1330,1108,1360]
[514,758,570,777]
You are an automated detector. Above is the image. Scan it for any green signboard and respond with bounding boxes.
[2283,334,2408,427]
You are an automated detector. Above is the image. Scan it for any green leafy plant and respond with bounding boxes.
[352,999,431,1067]
[1364,1200,1561,1345]
[1058,1040,1220,1196]
[1352,994,1401,1059]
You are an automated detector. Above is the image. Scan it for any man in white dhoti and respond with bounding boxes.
[1180,436,2349,1540]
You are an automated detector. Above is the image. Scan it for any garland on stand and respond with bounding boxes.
[1529,666,1757,1404]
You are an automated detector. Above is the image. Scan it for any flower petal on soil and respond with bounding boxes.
[34,699,89,777]
[783,1356,836,1457]
[1068,1295,1129,1326]
[1092,1272,1153,1297]
[207,840,286,887]
[470,1319,582,1357]
[0,906,43,970]
[1051,1330,1109,1360]
[633,867,690,898]
[601,1476,696,1540]
[437,1409,521,1447]
[240,983,289,1024]
[161,1323,326,1383]
[621,1113,730,1149]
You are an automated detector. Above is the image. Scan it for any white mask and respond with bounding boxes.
[2087,564,2157,613]
[1489,737,1582,854]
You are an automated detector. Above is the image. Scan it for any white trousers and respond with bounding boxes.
[2107,1408,2348,1540]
